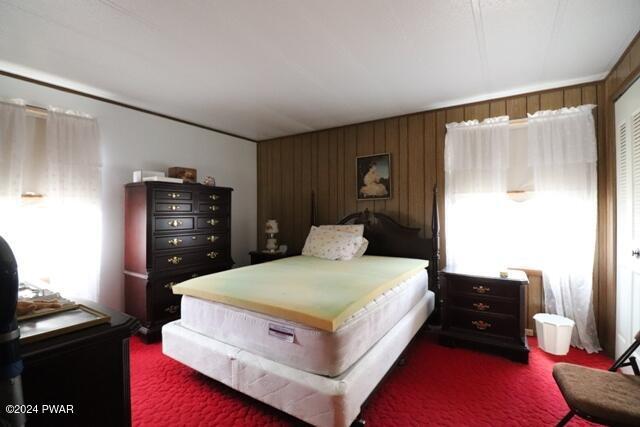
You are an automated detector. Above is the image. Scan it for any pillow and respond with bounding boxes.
[317,224,364,237]
[302,226,365,261]
[318,224,368,257]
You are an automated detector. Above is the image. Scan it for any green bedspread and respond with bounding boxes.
[172,255,428,332]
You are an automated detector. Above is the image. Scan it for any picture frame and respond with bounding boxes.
[356,153,392,200]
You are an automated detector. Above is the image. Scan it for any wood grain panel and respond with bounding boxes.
[540,89,564,110]
[407,114,425,232]
[526,94,540,114]
[336,128,345,221]
[490,100,506,117]
[398,116,409,225]
[317,131,330,225]
[506,97,527,119]
[328,129,339,223]
[344,127,357,216]
[564,87,582,107]
[385,117,400,221]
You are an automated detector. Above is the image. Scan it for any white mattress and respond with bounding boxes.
[163,291,434,427]
[180,269,428,377]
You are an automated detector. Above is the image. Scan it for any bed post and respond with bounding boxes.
[431,183,441,324]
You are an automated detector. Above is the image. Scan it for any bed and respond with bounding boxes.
[162,189,440,426]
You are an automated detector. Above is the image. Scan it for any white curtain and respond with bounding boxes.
[0,100,26,198]
[444,116,511,273]
[0,103,102,302]
[45,109,102,301]
[528,105,601,353]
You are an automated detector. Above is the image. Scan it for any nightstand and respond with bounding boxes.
[439,268,529,363]
[249,250,297,265]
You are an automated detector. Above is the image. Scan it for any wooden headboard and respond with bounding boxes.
[311,185,440,299]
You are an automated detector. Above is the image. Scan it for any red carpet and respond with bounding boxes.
[130,333,611,426]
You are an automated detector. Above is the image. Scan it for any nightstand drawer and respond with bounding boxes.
[449,308,517,338]
[447,276,519,299]
[448,294,517,316]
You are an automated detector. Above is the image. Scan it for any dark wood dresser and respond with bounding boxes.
[439,269,529,363]
[124,182,234,342]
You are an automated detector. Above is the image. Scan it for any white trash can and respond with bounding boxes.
[533,313,575,355]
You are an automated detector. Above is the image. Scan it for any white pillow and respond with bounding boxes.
[318,224,364,237]
[318,224,368,257]
[302,226,365,261]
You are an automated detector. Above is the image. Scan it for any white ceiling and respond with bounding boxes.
[1,0,639,141]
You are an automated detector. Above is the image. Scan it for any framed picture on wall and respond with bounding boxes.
[356,153,391,200]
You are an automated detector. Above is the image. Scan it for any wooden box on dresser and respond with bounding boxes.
[439,269,529,363]
[124,182,234,342]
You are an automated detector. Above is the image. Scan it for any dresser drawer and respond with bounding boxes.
[448,294,517,316]
[196,216,229,232]
[154,233,229,251]
[150,277,183,322]
[449,308,517,338]
[198,189,230,205]
[154,249,229,271]
[447,275,519,299]
[197,203,230,216]
[154,216,195,232]
[154,189,193,201]
[155,202,193,213]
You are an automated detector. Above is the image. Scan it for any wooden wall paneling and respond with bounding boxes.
[407,113,425,233]
[310,133,319,222]
[317,131,330,225]
[464,103,490,121]
[540,89,564,110]
[336,128,345,221]
[564,87,582,107]
[506,96,527,119]
[526,94,540,114]
[301,134,313,249]
[344,127,358,216]
[292,136,304,251]
[374,120,387,214]
[328,129,339,223]
[398,116,409,225]
[270,139,282,239]
[424,112,437,238]
[385,117,400,222]
[280,137,295,249]
[356,123,375,213]
[257,143,267,249]
[490,100,506,117]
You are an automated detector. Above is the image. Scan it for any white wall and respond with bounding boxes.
[0,75,257,310]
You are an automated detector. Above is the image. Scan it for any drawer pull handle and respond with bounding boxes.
[209,194,219,201]
[168,220,183,227]
[471,320,491,331]
[168,238,182,246]
[207,235,218,242]
[206,219,219,226]
[168,193,181,199]
[472,302,490,311]
[163,281,177,289]
[472,285,491,294]
[207,251,219,259]
[165,305,179,314]
[170,205,181,211]
[167,256,182,265]
[208,205,219,211]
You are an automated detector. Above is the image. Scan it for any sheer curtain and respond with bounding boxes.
[528,105,601,353]
[0,100,26,198]
[46,109,102,301]
[0,103,102,301]
[444,116,511,273]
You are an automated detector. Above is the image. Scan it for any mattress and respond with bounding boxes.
[180,269,429,377]
[163,291,434,427]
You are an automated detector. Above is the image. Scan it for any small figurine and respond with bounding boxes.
[203,176,216,186]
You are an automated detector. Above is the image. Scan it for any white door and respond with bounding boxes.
[615,80,640,366]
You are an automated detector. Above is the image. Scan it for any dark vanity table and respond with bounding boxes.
[19,300,139,426]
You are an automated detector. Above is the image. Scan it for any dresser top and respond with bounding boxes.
[126,181,233,191]
[440,268,529,284]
